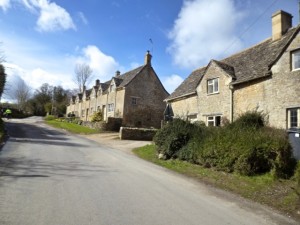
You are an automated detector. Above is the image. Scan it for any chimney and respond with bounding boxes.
[272,10,293,41]
[95,79,100,86]
[144,50,152,65]
[115,70,121,77]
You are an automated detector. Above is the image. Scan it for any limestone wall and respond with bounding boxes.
[169,95,198,118]
[197,61,233,124]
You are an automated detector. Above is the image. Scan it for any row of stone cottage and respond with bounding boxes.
[67,10,300,130]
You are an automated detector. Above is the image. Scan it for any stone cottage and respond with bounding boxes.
[166,10,300,129]
[67,51,169,128]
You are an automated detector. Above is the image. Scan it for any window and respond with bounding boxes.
[207,78,219,94]
[131,97,137,105]
[292,50,300,70]
[207,116,221,126]
[187,114,197,123]
[288,108,299,128]
[108,103,114,112]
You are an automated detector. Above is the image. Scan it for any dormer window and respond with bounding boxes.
[207,78,219,94]
[292,49,300,70]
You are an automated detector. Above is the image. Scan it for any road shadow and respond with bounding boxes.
[3,121,90,148]
[5,121,68,141]
[8,138,89,147]
[0,157,117,184]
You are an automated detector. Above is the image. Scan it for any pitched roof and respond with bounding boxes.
[117,65,145,87]
[166,25,300,101]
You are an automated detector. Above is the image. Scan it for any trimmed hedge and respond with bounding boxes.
[153,111,297,178]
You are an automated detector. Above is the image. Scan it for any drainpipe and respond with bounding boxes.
[229,84,234,123]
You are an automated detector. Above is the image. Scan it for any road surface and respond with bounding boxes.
[0,117,297,225]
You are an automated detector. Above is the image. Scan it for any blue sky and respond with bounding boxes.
[0,0,298,99]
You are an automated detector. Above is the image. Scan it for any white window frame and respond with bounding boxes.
[207,78,219,94]
[292,50,300,71]
[207,115,221,127]
[287,108,300,128]
[108,103,115,112]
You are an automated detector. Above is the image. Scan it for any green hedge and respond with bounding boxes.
[153,111,296,178]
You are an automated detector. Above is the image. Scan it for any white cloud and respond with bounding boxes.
[76,45,119,83]
[78,11,88,25]
[168,0,244,69]
[3,62,75,93]
[34,0,76,32]
[2,0,76,32]
[0,0,10,11]
[162,74,184,93]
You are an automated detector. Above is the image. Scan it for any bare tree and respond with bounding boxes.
[6,76,31,111]
[74,63,93,92]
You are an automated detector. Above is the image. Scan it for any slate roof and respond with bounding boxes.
[166,25,300,101]
[72,65,146,98]
[117,65,145,87]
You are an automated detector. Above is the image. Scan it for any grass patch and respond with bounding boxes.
[133,144,300,220]
[45,120,99,135]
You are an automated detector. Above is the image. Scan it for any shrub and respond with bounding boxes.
[295,162,300,188]
[231,110,266,130]
[44,115,56,121]
[91,111,103,122]
[153,111,296,178]
[153,119,202,159]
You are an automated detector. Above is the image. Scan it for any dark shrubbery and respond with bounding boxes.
[153,119,203,159]
[154,111,297,178]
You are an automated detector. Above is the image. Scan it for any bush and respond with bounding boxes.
[153,111,296,178]
[153,119,202,159]
[44,115,56,121]
[231,110,266,129]
[91,111,103,122]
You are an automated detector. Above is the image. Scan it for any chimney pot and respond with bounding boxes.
[272,10,293,41]
[95,79,100,86]
[115,70,121,76]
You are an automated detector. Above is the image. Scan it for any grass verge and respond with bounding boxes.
[45,120,99,135]
[133,144,300,220]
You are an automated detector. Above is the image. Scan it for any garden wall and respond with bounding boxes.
[119,127,157,141]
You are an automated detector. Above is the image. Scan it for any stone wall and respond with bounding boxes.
[169,95,198,119]
[119,127,157,141]
[197,61,233,124]
[80,117,122,131]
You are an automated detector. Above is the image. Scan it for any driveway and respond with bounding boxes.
[82,132,151,153]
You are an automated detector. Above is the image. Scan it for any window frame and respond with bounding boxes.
[292,49,300,71]
[287,108,300,129]
[108,103,115,112]
[131,97,137,105]
[207,78,219,94]
[207,115,221,127]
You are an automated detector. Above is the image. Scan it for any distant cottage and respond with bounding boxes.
[166,10,300,130]
[67,51,169,128]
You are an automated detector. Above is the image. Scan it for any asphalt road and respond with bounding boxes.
[0,117,297,225]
